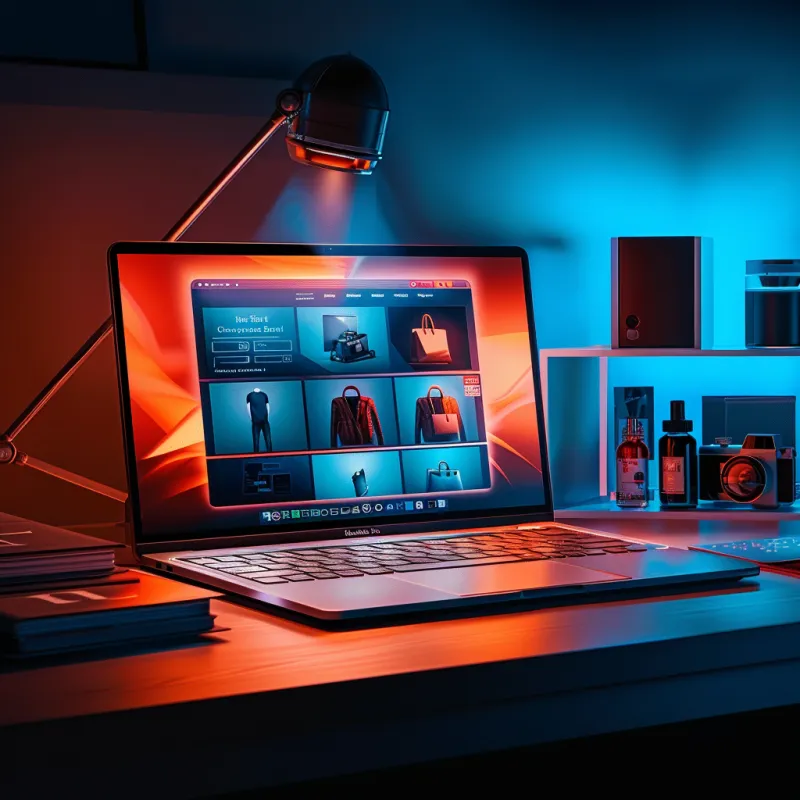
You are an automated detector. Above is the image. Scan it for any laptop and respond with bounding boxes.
[108,242,758,621]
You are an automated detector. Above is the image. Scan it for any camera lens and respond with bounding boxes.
[721,456,767,503]
[625,314,640,329]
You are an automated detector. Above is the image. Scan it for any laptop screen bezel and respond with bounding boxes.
[107,242,555,554]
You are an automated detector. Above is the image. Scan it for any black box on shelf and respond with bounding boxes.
[612,236,713,349]
[701,395,796,447]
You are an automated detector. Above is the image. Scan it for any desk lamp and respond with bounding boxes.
[0,54,390,503]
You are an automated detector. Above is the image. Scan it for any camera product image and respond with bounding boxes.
[323,314,358,352]
[330,330,376,363]
[698,434,796,509]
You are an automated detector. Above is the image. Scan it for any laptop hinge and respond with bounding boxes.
[134,511,557,555]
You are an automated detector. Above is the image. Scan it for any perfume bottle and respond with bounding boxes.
[616,418,650,508]
[658,400,698,508]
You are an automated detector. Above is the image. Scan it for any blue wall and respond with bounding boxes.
[241,4,800,504]
[222,3,800,352]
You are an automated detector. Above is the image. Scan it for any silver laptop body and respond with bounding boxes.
[109,242,757,621]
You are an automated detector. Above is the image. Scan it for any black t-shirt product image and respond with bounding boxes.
[246,390,269,422]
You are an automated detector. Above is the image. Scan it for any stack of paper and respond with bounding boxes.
[0,569,221,657]
[0,513,118,586]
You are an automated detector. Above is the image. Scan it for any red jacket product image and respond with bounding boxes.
[331,385,385,448]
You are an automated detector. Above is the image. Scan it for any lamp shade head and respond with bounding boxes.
[281,54,389,174]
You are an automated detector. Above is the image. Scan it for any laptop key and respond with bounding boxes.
[332,569,365,577]
[249,569,304,578]
[579,537,626,545]
[361,567,394,574]
[283,575,315,581]
[518,525,561,531]
[392,555,522,572]
[307,572,340,579]
[254,576,289,584]
[220,565,268,574]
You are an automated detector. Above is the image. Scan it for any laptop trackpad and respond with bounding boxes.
[391,560,630,597]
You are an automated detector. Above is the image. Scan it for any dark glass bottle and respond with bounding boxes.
[616,418,649,508]
[658,400,698,508]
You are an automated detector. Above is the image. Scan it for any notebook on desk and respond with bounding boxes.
[0,513,119,586]
[107,243,758,622]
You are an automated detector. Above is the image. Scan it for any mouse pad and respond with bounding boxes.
[691,537,800,564]
[391,560,630,597]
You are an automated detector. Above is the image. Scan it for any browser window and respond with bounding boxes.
[192,279,490,520]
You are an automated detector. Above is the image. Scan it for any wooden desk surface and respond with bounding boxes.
[2,518,800,797]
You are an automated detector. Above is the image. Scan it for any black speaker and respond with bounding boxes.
[612,236,713,349]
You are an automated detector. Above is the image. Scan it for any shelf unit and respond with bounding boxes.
[553,499,800,521]
[540,346,800,521]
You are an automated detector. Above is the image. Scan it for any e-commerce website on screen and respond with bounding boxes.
[192,279,491,526]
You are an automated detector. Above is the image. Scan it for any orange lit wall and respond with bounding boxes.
[0,66,295,530]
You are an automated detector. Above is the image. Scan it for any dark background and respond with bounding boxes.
[2,1,799,526]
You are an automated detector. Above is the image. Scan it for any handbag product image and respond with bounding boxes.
[410,314,452,364]
[330,330,376,364]
[415,385,467,444]
[352,468,369,497]
[426,461,464,492]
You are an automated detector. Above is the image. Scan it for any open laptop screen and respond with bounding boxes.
[110,245,551,543]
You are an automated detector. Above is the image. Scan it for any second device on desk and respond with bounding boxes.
[615,399,797,511]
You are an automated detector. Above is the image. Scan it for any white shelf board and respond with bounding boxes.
[555,499,800,521]
[540,346,800,358]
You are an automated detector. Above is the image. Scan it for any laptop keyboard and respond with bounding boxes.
[178,526,648,586]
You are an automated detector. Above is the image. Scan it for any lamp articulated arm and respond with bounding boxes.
[1,51,390,506]
[0,105,295,502]
[161,106,291,243]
